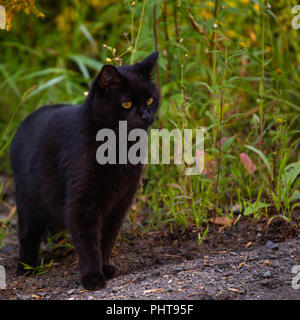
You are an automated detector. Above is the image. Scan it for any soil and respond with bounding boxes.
[0,208,299,300]
[0,182,299,300]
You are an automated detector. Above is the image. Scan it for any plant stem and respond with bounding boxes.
[153,4,161,95]
[0,85,36,149]
[259,0,265,147]
[131,0,146,64]
[180,62,184,105]
[130,2,135,64]
[210,0,219,148]
[214,43,227,221]
[163,1,171,82]
[209,0,219,72]
[212,32,218,148]
[173,1,179,42]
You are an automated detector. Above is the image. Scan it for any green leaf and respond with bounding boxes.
[79,24,97,48]
[284,161,300,186]
[221,135,236,153]
[158,100,169,119]
[197,82,213,93]
[290,191,300,202]
[22,68,74,80]
[198,225,209,245]
[244,202,271,216]
[169,93,183,107]
[0,133,14,156]
[24,75,67,101]
[1,41,42,57]
[0,64,20,97]
[245,145,272,176]
[68,54,102,71]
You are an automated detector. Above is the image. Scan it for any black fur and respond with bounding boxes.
[10,52,160,290]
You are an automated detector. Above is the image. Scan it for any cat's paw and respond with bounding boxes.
[81,272,106,290]
[102,264,116,280]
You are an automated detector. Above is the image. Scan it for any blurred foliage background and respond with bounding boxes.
[0,0,300,233]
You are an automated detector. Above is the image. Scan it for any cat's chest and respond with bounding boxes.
[95,163,143,190]
[72,139,143,198]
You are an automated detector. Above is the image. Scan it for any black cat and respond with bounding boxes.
[10,52,160,290]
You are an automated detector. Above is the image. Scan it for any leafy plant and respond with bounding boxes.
[20,258,54,276]
[0,0,299,237]
[246,144,300,222]
[46,231,74,253]
[0,221,8,249]
[0,0,45,31]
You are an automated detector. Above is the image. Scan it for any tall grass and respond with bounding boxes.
[0,0,299,233]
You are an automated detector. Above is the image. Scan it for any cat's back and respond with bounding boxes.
[10,103,80,178]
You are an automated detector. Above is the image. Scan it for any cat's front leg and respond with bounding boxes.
[101,193,136,280]
[65,201,105,290]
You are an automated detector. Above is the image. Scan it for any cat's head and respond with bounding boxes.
[89,52,160,130]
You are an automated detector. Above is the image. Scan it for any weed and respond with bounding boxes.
[0,1,299,237]
[20,258,54,276]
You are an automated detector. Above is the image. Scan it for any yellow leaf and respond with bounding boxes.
[245,241,252,248]
[143,288,163,294]
[209,216,235,227]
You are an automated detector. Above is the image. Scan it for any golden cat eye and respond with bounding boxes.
[122,101,132,109]
[147,97,154,106]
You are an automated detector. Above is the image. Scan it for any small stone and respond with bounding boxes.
[263,260,272,266]
[231,204,242,214]
[261,279,270,286]
[263,271,271,278]
[67,289,75,295]
[265,241,278,250]
[39,292,47,297]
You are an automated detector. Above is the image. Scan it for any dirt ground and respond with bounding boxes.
[1,201,300,300]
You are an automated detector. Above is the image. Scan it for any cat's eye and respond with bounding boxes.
[121,101,132,109]
[147,97,154,106]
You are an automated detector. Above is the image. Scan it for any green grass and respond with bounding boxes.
[20,258,54,276]
[0,0,299,237]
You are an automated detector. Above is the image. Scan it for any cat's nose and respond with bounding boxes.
[141,109,152,122]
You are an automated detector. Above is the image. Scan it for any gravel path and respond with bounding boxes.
[70,236,300,300]
[2,234,299,300]
[1,203,300,300]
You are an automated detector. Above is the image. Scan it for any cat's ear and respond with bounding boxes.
[136,52,159,79]
[99,65,122,91]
